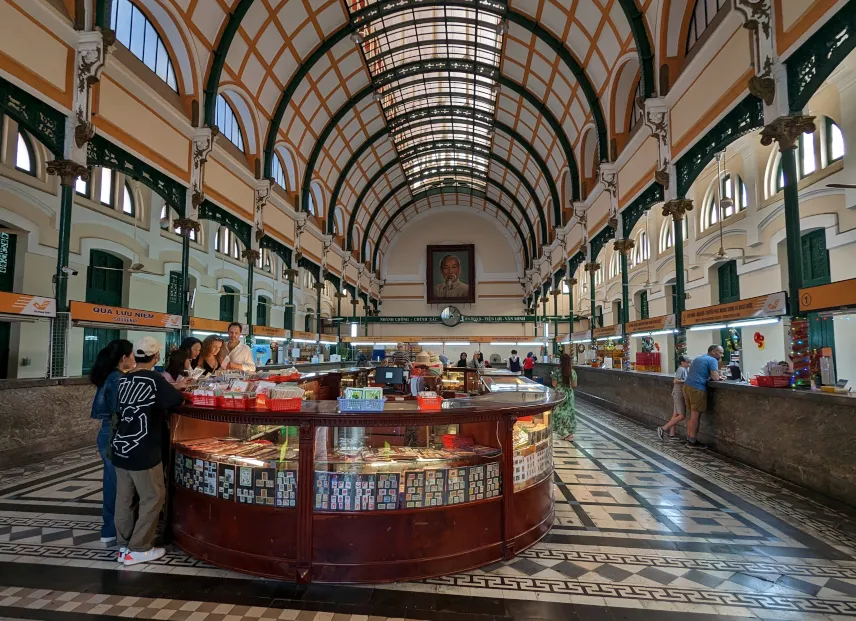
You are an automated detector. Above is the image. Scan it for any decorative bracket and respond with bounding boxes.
[254,180,272,241]
[734,0,779,114]
[760,115,817,151]
[188,128,216,221]
[644,98,671,189]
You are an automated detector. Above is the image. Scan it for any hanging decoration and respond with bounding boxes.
[754,331,765,350]
[789,317,810,389]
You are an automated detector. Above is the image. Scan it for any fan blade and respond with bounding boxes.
[827,183,856,189]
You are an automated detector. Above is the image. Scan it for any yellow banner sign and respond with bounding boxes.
[625,314,676,334]
[319,334,338,343]
[0,292,56,318]
[292,330,316,340]
[682,292,787,327]
[71,301,181,329]
[799,279,856,312]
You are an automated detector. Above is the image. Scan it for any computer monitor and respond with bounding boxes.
[375,367,404,385]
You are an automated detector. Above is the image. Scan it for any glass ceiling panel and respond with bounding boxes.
[346,0,507,194]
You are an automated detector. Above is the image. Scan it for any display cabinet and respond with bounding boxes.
[439,367,480,395]
[170,388,562,583]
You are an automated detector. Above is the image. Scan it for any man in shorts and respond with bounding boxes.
[682,345,723,449]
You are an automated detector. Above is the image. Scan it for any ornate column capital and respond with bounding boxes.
[584,262,601,275]
[662,199,694,222]
[242,248,261,264]
[613,239,636,255]
[760,115,817,151]
[47,160,89,187]
[564,277,578,287]
[173,217,201,238]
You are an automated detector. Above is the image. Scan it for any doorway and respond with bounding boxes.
[82,250,123,375]
[0,231,17,379]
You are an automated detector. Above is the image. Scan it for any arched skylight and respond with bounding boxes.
[111,0,178,91]
[215,94,244,152]
[15,132,34,175]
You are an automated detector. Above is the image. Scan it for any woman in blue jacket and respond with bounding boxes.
[89,339,135,543]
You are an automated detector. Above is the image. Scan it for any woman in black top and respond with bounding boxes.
[178,337,202,370]
[199,335,224,374]
[455,352,468,368]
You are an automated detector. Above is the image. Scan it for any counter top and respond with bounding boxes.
[573,365,855,404]
[178,389,564,426]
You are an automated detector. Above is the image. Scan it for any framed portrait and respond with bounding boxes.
[427,244,475,304]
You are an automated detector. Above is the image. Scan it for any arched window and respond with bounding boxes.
[579,272,588,295]
[215,226,241,259]
[632,231,650,266]
[628,79,643,132]
[767,118,845,197]
[334,210,344,236]
[75,170,90,197]
[111,0,178,91]
[215,94,244,152]
[219,285,236,323]
[310,182,325,218]
[661,217,688,252]
[122,183,135,216]
[686,0,726,55]
[271,154,286,189]
[100,168,114,206]
[15,131,35,175]
[595,265,604,286]
[703,174,747,231]
[827,120,845,163]
[256,248,273,272]
[608,253,620,280]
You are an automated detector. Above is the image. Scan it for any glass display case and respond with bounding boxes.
[170,387,562,584]
[440,367,480,394]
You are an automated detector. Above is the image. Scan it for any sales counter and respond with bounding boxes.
[571,365,856,507]
[169,386,561,583]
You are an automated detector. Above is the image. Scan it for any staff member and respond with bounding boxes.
[222,322,256,372]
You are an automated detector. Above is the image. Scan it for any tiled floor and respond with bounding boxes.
[3,401,856,620]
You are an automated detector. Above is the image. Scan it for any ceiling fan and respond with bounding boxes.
[827,183,856,189]
[699,151,766,264]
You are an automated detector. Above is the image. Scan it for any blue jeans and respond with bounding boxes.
[96,422,117,540]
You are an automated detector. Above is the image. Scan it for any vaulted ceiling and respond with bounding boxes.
[156,0,656,271]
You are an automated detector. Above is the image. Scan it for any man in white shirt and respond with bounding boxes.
[222,323,256,372]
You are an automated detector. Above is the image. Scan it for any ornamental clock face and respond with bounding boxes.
[440,306,462,327]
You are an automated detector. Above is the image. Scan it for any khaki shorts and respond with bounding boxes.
[672,389,686,415]
[683,385,708,413]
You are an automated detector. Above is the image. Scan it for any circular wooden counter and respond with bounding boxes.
[170,391,562,583]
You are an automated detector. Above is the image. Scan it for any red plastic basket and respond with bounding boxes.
[754,375,791,388]
[417,395,443,410]
[268,397,303,412]
[221,395,257,409]
[190,393,216,407]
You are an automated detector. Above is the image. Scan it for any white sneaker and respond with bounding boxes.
[100,536,117,544]
[123,547,165,566]
[116,546,127,562]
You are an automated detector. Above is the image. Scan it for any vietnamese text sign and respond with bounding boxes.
[71,301,181,329]
[592,324,623,339]
[625,314,676,334]
[682,292,787,327]
[252,325,287,338]
[799,279,856,312]
[352,315,574,324]
[0,291,56,318]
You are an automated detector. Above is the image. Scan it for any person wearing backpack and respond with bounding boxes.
[522,352,535,379]
[507,349,522,374]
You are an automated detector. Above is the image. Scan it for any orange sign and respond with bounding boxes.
[319,334,338,343]
[592,324,623,339]
[625,314,677,335]
[189,317,231,333]
[292,330,316,340]
[682,292,787,327]
[0,292,56,318]
[799,279,856,312]
[252,325,287,338]
[71,301,181,329]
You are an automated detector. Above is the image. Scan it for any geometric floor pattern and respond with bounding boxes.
[4,401,856,620]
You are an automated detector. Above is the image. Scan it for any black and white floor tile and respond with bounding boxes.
[3,402,856,620]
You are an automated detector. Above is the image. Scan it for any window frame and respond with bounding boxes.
[100,168,114,207]
[122,182,135,217]
[215,93,245,153]
[686,0,726,56]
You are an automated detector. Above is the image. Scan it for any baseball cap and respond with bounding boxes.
[134,336,161,358]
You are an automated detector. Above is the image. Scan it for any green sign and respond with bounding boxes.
[336,315,574,324]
